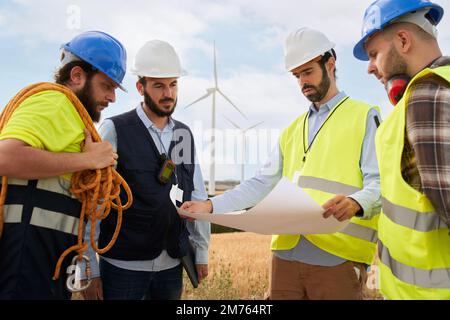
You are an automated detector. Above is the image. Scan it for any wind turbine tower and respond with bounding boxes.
[185,42,247,195]
[224,115,264,183]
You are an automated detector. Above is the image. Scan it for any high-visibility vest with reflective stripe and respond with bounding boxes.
[273,97,379,264]
[0,176,80,299]
[3,177,81,236]
[375,66,450,300]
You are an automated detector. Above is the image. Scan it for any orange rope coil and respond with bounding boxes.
[0,82,132,280]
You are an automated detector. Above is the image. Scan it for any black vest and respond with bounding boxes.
[0,178,80,300]
[99,109,195,260]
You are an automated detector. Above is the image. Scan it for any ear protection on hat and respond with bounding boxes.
[386,75,411,106]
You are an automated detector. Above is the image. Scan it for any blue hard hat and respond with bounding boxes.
[354,0,444,61]
[62,31,127,91]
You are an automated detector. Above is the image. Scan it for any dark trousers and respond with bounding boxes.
[100,258,183,300]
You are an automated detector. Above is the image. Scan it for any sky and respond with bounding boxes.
[1,0,450,182]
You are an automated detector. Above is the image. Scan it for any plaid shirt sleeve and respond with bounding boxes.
[406,74,450,229]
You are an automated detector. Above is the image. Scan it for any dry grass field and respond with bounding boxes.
[182,232,272,300]
[182,232,382,300]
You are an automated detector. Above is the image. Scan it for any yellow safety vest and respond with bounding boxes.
[274,97,379,265]
[376,66,450,300]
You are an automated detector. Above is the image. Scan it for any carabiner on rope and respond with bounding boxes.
[66,255,92,293]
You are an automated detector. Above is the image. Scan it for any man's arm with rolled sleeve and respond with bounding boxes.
[210,144,284,214]
[349,108,382,219]
[406,77,450,229]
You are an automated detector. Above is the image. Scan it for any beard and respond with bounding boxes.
[302,67,331,103]
[384,44,409,84]
[144,90,177,117]
[75,77,107,123]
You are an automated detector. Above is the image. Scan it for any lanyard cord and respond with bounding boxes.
[302,96,349,162]
[152,128,169,158]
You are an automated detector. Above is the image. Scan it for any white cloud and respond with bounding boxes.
[0,1,207,57]
[4,0,450,57]
[2,0,450,181]
[251,25,287,51]
[0,1,243,53]
[248,0,449,43]
[219,0,371,46]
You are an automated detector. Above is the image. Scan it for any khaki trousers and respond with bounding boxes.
[268,254,367,300]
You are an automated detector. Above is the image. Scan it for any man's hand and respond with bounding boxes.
[322,195,362,222]
[196,264,208,284]
[82,129,118,169]
[180,200,213,214]
[81,277,103,300]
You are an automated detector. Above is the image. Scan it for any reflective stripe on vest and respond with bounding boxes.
[3,205,23,223]
[36,177,74,198]
[300,175,378,243]
[4,204,80,236]
[30,207,79,236]
[379,241,450,289]
[341,223,378,243]
[3,177,81,236]
[382,197,447,232]
[299,176,361,196]
[7,178,28,186]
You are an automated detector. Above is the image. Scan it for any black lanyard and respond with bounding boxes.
[152,128,169,158]
[151,126,178,183]
[302,96,349,162]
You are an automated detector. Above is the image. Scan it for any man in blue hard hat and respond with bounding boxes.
[0,31,127,299]
[354,0,450,299]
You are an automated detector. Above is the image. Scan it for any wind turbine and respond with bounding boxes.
[185,42,247,196]
[223,115,264,183]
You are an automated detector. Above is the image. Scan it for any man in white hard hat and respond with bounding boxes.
[81,40,210,300]
[181,28,381,300]
[354,0,450,300]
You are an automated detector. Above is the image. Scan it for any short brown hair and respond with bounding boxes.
[54,60,98,85]
[137,76,147,87]
[318,50,337,79]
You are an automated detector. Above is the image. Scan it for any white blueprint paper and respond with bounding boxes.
[178,177,349,235]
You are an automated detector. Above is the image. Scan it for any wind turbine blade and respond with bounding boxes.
[245,121,264,131]
[222,114,241,129]
[213,42,218,88]
[217,89,248,119]
[184,91,213,109]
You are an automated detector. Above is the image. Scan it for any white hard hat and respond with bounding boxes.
[131,40,187,78]
[284,27,335,72]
